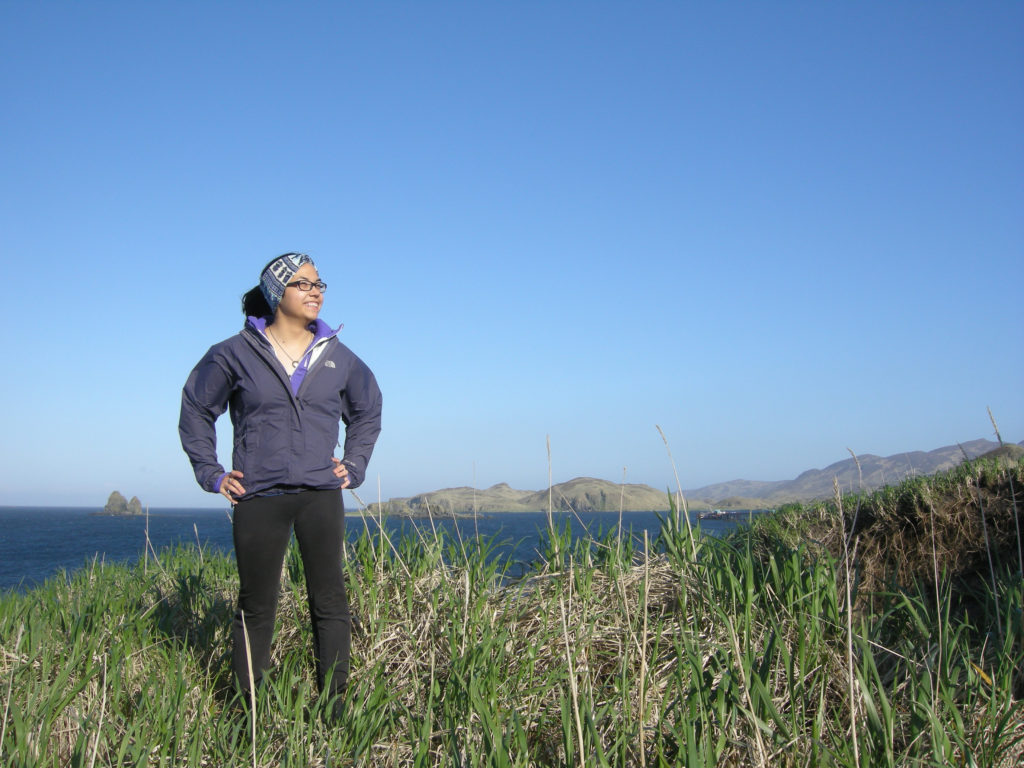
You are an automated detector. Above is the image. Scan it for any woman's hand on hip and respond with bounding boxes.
[332,458,351,489]
[218,470,246,504]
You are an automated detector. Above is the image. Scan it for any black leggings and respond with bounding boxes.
[231,489,350,697]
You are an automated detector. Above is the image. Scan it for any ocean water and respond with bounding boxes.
[0,505,761,593]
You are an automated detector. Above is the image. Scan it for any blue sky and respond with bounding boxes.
[2,2,1021,508]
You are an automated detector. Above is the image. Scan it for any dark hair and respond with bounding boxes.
[242,286,273,318]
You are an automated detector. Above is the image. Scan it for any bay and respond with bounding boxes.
[0,505,762,593]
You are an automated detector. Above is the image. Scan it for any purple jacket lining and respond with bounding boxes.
[248,316,341,395]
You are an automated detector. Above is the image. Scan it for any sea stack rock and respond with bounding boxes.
[104,491,128,515]
[127,496,143,516]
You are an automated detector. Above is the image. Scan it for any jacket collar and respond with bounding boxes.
[246,316,342,344]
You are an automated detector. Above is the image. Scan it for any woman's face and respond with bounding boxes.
[275,262,323,325]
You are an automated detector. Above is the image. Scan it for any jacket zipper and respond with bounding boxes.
[296,336,337,399]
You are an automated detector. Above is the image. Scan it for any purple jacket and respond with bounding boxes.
[179,318,382,499]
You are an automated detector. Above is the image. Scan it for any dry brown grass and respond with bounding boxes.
[761,456,1024,603]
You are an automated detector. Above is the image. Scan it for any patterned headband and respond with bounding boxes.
[259,253,314,314]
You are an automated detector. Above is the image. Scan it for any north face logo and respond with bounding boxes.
[325,360,336,368]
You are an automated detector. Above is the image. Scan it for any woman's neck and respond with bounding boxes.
[267,315,313,343]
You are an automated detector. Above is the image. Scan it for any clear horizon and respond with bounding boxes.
[3,435,1015,512]
[2,3,1021,508]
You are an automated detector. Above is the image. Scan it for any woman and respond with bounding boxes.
[179,252,382,717]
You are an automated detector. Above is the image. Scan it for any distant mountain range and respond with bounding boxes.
[685,438,1022,508]
[367,439,1022,516]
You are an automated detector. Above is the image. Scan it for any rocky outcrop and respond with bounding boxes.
[104,491,128,515]
[99,491,143,516]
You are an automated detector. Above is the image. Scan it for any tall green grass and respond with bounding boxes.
[1,461,1021,766]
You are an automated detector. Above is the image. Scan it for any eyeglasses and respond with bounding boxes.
[286,279,327,293]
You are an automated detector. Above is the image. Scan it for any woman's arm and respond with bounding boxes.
[339,358,383,489]
[179,351,235,494]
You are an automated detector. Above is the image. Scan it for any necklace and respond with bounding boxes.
[268,327,312,369]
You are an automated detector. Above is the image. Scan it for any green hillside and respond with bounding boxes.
[2,455,1020,765]
[367,476,675,516]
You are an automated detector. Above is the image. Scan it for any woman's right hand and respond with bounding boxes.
[218,470,246,504]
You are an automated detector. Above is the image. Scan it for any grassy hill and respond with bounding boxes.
[2,455,1020,765]
[368,477,675,516]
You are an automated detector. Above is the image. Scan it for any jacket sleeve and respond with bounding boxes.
[339,356,383,490]
[179,348,235,494]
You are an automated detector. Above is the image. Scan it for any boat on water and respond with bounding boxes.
[698,509,730,520]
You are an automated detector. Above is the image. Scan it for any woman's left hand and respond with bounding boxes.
[332,457,351,489]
